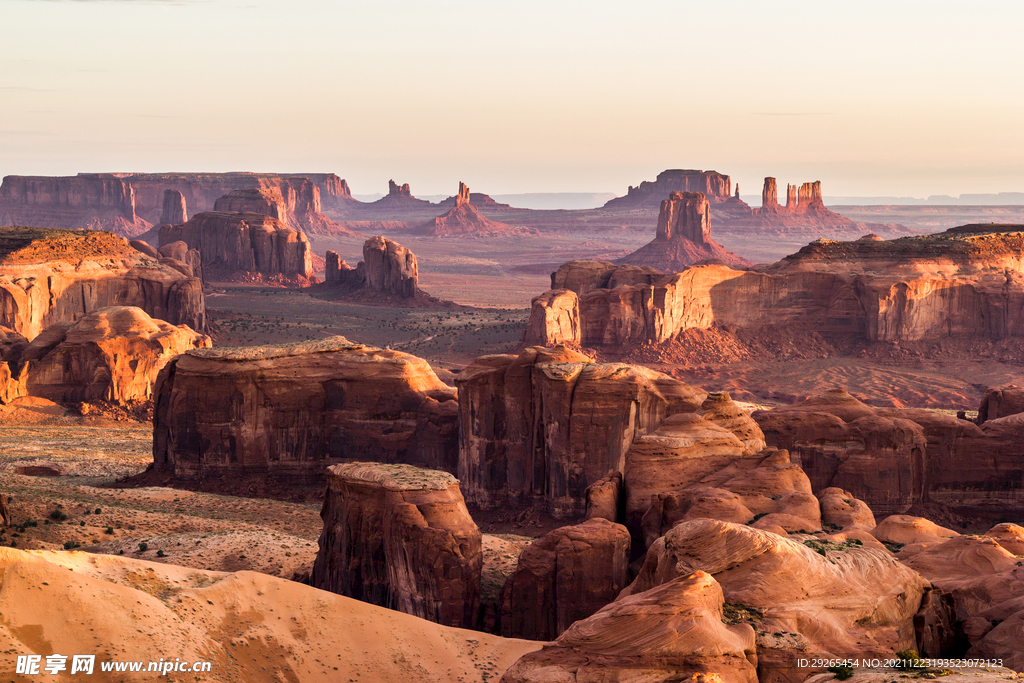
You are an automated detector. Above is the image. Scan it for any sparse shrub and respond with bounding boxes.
[105,527,113,535]
[156,550,165,558]
[63,541,80,550]
[79,521,85,527]
[827,664,854,680]
[94,508,102,514]
[894,650,927,670]
[49,507,67,521]
[137,541,148,553]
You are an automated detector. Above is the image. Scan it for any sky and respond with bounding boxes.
[2,0,1023,198]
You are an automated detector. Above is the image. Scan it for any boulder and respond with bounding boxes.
[311,462,481,629]
[817,487,876,531]
[20,306,209,405]
[978,385,1024,423]
[625,519,929,682]
[697,391,766,455]
[457,346,705,517]
[500,570,758,683]
[153,337,459,481]
[499,518,631,640]
[129,239,160,259]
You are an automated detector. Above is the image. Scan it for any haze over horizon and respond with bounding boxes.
[2,0,1023,199]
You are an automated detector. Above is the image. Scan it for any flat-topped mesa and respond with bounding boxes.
[8,306,209,406]
[160,190,187,225]
[213,188,289,224]
[456,345,706,517]
[0,226,205,339]
[159,211,314,282]
[614,192,752,272]
[656,191,711,244]
[603,169,732,209]
[0,174,150,237]
[152,336,459,482]
[311,462,482,629]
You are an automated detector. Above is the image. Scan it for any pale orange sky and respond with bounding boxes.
[2,0,1022,198]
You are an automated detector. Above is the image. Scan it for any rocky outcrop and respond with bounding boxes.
[0,226,205,340]
[152,337,459,481]
[978,385,1024,423]
[322,236,421,299]
[500,570,758,683]
[617,192,753,271]
[13,306,209,405]
[625,519,928,682]
[457,346,705,517]
[159,211,313,282]
[160,189,187,225]
[388,180,412,198]
[413,182,518,236]
[761,177,780,211]
[604,169,733,209]
[499,518,630,640]
[0,174,151,237]
[157,241,202,281]
[523,289,580,347]
[212,188,288,223]
[526,225,1024,350]
[755,388,1024,516]
[311,462,481,628]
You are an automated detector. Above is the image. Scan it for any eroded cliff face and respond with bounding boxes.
[159,211,313,281]
[0,174,151,237]
[213,188,289,223]
[0,227,205,340]
[456,346,706,517]
[311,462,481,629]
[152,337,459,481]
[525,226,1024,349]
[15,306,209,405]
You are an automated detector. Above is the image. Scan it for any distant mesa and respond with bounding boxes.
[435,186,512,211]
[213,188,289,223]
[159,209,315,285]
[365,179,433,209]
[604,169,735,209]
[412,182,520,237]
[757,177,826,215]
[616,191,754,271]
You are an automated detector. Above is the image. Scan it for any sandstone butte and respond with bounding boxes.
[152,337,459,481]
[0,547,541,683]
[456,345,707,517]
[412,182,520,236]
[0,172,358,238]
[0,226,205,341]
[0,305,209,406]
[523,224,1024,350]
[311,462,482,629]
[159,210,315,283]
[754,387,1024,517]
[325,235,419,298]
[616,191,753,270]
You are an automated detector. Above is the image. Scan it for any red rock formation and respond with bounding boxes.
[977,385,1024,423]
[413,182,519,236]
[0,174,151,237]
[625,519,928,681]
[0,227,205,340]
[388,180,412,198]
[311,462,481,628]
[152,337,459,481]
[616,192,753,272]
[584,471,622,522]
[499,518,631,640]
[798,181,823,209]
[157,241,202,282]
[786,183,798,210]
[213,188,288,223]
[525,225,1024,351]
[363,235,417,297]
[160,189,187,225]
[604,169,734,209]
[523,289,580,347]
[761,177,780,211]
[159,211,313,282]
[501,570,759,683]
[129,239,160,259]
[16,306,209,405]
[457,346,705,517]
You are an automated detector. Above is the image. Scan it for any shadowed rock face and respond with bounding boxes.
[311,462,481,629]
[0,226,205,340]
[977,385,1024,423]
[213,188,288,223]
[500,570,758,683]
[525,225,1024,350]
[457,345,705,517]
[160,189,187,225]
[11,306,209,405]
[159,211,313,281]
[499,518,631,641]
[152,337,459,482]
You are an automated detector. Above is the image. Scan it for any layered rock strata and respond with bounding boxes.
[311,462,481,628]
[457,345,705,517]
[499,518,630,640]
[0,174,151,237]
[604,169,734,209]
[0,226,205,340]
[160,189,187,225]
[152,337,459,481]
[159,211,313,281]
[525,225,1024,349]
[213,188,288,223]
[323,236,419,298]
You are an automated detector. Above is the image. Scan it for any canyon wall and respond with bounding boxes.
[0,174,150,237]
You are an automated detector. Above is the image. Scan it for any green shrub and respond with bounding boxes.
[137,541,148,553]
